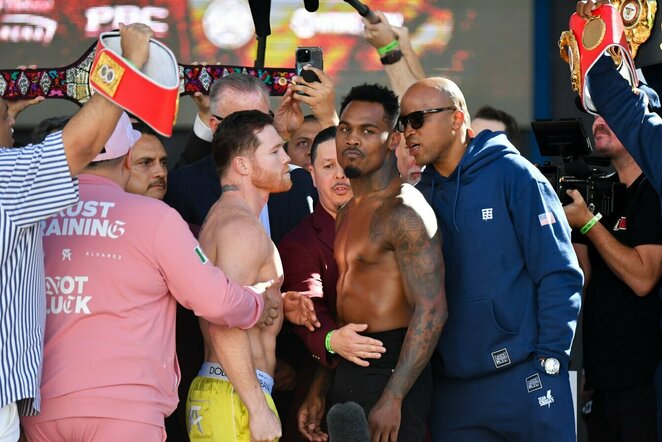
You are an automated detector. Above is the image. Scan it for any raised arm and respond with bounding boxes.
[369,197,447,442]
[363,11,420,98]
[586,55,662,197]
[62,23,153,176]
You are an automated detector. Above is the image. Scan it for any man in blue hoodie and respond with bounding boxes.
[400,77,583,441]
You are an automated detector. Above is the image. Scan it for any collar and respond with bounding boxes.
[311,203,335,250]
[78,173,123,190]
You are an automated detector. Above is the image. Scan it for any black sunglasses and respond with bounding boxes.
[397,106,457,132]
[212,109,275,122]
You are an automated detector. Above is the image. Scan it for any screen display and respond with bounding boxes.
[0,0,532,127]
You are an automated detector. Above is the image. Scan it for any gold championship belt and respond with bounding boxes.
[559,3,639,114]
[0,37,296,136]
[614,0,658,58]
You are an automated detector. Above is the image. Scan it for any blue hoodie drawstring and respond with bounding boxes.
[450,151,469,232]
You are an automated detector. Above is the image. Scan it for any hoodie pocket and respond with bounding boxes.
[440,298,528,379]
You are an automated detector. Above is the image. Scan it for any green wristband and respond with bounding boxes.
[377,40,399,57]
[325,330,336,354]
[580,212,602,235]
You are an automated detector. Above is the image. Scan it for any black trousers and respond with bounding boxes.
[329,328,432,442]
[587,385,657,442]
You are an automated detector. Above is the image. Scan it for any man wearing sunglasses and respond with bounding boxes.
[401,78,583,441]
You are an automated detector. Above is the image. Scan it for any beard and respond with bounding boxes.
[344,165,362,179]
[252,162,292,193]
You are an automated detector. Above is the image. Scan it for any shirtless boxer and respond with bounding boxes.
[298,84,447,442]
[186,110,317,442]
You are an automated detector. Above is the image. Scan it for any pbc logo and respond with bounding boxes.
[613,216,627,231]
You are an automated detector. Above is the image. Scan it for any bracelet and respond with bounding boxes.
[580,212,602,235]
[325,330,336,354]
[377,40,399,57]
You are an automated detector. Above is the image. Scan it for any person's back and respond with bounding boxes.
[21,113,267,442]
[36,175,194,424]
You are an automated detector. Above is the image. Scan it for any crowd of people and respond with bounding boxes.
[2,2,662,441]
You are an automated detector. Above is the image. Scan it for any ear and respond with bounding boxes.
[308,164,318,189]
[388,131,401,152]
[123,149,133,172]
[232,155,250,176]
[209,117,220,134]
[451,110,464,131]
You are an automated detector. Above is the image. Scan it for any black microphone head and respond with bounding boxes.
[248,0,272,37]
[303,0,319,12]
[327,401,370,442]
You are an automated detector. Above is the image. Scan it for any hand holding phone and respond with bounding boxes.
[296,47,323,89]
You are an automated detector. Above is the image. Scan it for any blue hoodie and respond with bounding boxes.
[416,131,582,379]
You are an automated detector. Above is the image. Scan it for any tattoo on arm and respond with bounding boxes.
[379,203,447,399]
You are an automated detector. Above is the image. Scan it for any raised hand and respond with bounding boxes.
[283,291,320,332]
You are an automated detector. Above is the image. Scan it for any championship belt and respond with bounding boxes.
[613,0,657,59]
[90,31,180,137]
[559,4,638,114]
[0,38,296,135]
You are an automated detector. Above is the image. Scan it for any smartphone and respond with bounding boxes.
[295,46,323,88]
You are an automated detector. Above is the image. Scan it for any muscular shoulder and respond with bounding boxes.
[374,184,438,242]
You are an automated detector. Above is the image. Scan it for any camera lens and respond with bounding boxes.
[297,49,311,63]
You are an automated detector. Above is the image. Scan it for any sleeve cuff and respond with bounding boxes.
[193,114,213,142]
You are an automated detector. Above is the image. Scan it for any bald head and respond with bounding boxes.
[400,78,473,175]
[407,78,471,128]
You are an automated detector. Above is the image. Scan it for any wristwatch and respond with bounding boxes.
[539,357,560,375]
[380,49,403,65]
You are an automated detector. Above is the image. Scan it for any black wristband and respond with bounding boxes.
[380,49,403,65]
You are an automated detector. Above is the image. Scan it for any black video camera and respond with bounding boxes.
[531,119,625,217]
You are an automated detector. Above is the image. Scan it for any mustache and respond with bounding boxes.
[593,126,610,136]
[332,181,350,190]
[148,178,166,188]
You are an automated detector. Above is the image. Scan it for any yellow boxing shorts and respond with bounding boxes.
[186,362,279,441]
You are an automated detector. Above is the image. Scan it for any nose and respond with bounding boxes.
[281,148,291,165]
[153,163,166,178]
[403,120,416,137]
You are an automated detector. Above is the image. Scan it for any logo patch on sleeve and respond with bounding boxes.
[491,348,511,368]
[538,212,556,226]
[194,246,208,264]
[526,373,543,393]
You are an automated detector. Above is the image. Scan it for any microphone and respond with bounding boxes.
[327,401,370,442]
[248,0,272,37]
[343,0,380,24]
[303,0,319,12]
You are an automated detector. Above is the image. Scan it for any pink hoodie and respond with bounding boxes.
[23,174,262,427]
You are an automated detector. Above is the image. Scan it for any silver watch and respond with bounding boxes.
[539,357,560,375]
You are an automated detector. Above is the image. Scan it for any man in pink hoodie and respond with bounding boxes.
[21,112,278,442]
